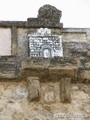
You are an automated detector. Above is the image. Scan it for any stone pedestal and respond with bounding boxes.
[60,77,71,103]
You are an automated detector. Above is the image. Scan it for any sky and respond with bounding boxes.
[0,0,90,28]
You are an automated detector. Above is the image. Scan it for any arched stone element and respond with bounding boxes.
[43,48,51,58]
[40,44,53,58]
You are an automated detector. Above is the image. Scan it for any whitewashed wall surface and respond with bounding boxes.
[0,28,11,56]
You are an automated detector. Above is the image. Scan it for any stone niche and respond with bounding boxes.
[28,28,63,58]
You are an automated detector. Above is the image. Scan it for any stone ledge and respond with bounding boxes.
[0,21,27,27]
[27,18,63,28]
[0,20,63,28]
[61,28,86,33]
[22,66,77,82]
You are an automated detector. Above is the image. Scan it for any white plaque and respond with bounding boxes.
[28,28,63,58]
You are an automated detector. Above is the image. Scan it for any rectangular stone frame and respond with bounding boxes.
[0,26,20,79]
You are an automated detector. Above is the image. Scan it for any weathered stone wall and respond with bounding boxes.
[0,81,89,120]
[0,9,89,83]
[0,4,89,120]
[17,28,28,57]
[61,28,90,83]
[16,27,90,58]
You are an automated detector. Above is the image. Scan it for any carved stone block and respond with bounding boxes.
[27,77,40,102]
[60,77,71,103]
[42,85,56,104]
[38,4,62,25]
[27,4,63,28]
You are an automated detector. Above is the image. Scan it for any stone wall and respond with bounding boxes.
[0,81,89,120]
[0,4,89,120]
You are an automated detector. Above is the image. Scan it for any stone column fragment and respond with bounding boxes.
[27,77,40,102]
[11,26,18,55]
[60,77,71,103]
